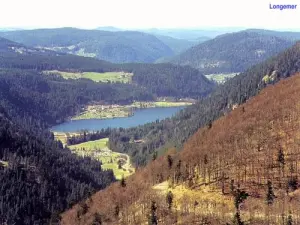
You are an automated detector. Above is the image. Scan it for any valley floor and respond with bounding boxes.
[54,133,135,179]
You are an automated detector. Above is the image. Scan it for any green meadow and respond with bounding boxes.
[68,138,135,180]
[205,73,239,83]
[44,70,133,83]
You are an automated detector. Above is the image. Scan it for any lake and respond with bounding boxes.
[51,106,185,132]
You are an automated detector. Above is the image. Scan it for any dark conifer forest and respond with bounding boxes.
[0,109,115,225]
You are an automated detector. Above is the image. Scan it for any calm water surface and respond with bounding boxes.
[51,106,185,132]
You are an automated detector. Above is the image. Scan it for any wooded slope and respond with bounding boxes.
[170,31,294,74]
[0,28,174,63]
[61,73,300,225]
[108,41,300,167]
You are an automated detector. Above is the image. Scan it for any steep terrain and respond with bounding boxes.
[61,72,300,225]
[0,107,116,225]
[170,31,294,74]
[107,42,300,166]
[0,28,174,63]
[0,35,212,225]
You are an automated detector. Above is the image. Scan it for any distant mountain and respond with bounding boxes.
[0,27,23,32]
[0,28,174,63]
[153,34,200,55]
[170,31,294,74]
[142,27,245,40]
[95,26,123,32]
[245,29,300,41]
[0,37,64,56]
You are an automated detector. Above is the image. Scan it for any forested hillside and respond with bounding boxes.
[0,37,64,56]
[0,107,116,225]
[119,63,213,98]
[106,42,300,166]
[153,35,199,54]
[0,34,214,225]
[170,31,294,74]
[246,29,300,41]
[61,72,300,225]
[0,69,156,127]
[0,38,214,102]
[0,28,174,63]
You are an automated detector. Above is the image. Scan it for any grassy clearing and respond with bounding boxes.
[53,132,80,146]
[153,180,234,219]
[83,72,132,83]
[68,138,135,179]
[43,70,133,83]
[0,160,8,167]
[205,73,239,83]
[132,101,193,108]
[72,101,192,120]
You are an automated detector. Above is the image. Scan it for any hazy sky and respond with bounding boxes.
[0,0,299,29]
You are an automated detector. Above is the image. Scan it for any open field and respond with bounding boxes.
[132,101,193,108]
[72,101,193,120]
[205,73,239,83]
[68,138,135,179]
[53,131,81,146]
[0,160,8,167]
[153,180,234,214]
[43,70,133,83]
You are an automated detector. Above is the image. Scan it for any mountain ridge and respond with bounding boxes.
[169,30,295,74]
[0,28,174,63]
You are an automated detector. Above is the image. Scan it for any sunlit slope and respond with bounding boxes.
[61,74,300,225]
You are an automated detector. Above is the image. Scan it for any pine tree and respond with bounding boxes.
[233,188,248,211]
[120,176,126,188]
[167,155,173,169]
[232,212,244,225]
[152,151,158,161]
[166,191,173,210]
[92,212,102,225]
[266,180,276,205]
[148,201,158,225]
[114,205,120,218]
[118,160,122,169]
[277,147,285,166]
[287,211,293,225]
[207,120,212,129]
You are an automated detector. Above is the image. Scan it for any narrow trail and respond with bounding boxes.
[119,153,133,172]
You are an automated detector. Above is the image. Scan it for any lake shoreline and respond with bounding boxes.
[71,101,193,120]
[51,106,186,133]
